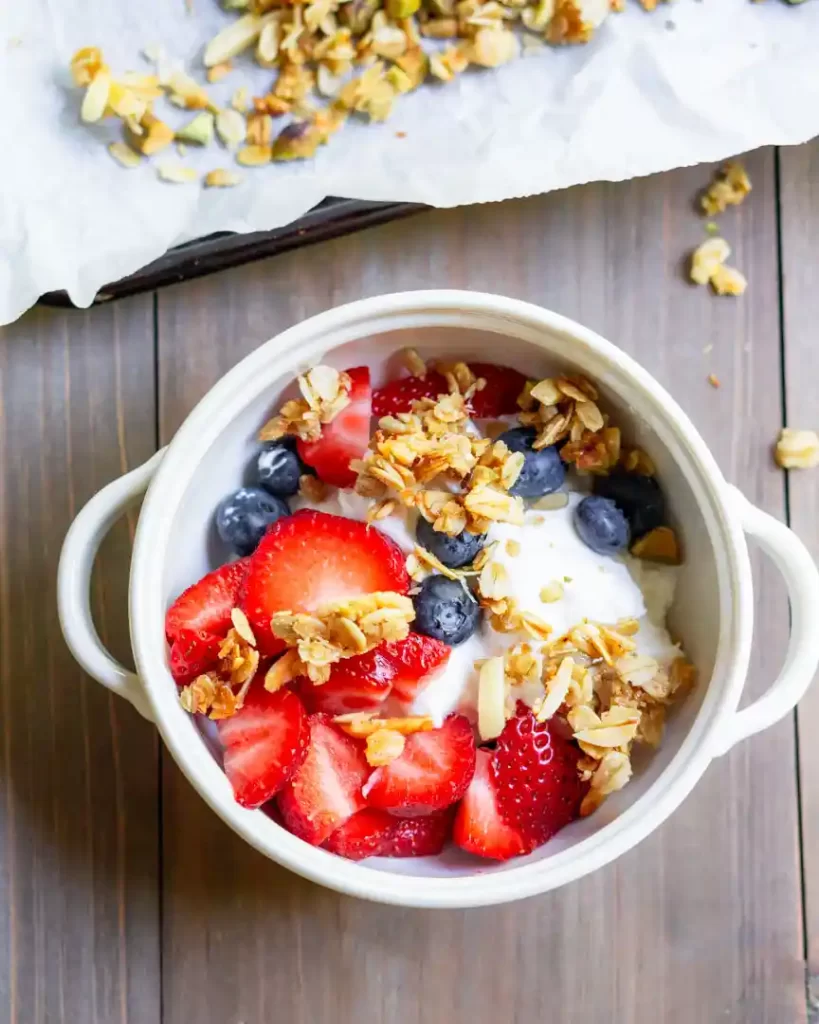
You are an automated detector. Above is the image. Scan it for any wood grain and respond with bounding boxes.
[778,138,819,1008]
[0,300,161,1023]
[157,147,805,1024]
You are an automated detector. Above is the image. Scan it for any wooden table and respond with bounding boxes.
[1,142,817,1024]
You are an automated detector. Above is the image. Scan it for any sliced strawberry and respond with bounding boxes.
[297,647,395,716]
[382,808,454,857]
[323,807,395,859]
[323,806,454,860]
[453,749,530,861]
[218,685,309,809]
[371,371,448,417]
[297,366,371,488]
[381,633,451,703]
[168,628,223,686]
[165,558,249,645]
[467,363,528,418]
[363,713,476,816]
[492,705,586,846]
[241,510,409,653]
[277,714,370,845]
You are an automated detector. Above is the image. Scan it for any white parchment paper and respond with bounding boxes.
[2,0,819,325]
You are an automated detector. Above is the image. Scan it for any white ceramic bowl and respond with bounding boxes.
[58,290,819,908]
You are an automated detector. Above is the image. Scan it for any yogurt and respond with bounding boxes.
[295,489,680,724]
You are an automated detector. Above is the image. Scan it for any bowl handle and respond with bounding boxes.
[57,450,166,722]
[714,486,819,755]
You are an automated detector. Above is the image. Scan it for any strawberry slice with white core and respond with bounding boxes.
[297,366,372,488]
[363,713,476,816]
[323,806,454,860]
[381,633,451,703]
[218,685,309,809]
[165,558,249,645]
[452,749,530,861]
[277,714,371,845]
[241,510,410,654]
[297,647,395,715]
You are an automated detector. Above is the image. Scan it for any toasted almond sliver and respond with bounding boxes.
[108,142,141,168]
[478,657,507,742]
[536,656,573,723]
[231,607,256,647]
[573,724,639,748]
[337,715,434,738]
[204,168,243,188]
[237,144,272,166]
[81,68,111,123]
[216,108,246,149]
[204,12,264,66]
[264,649,303,692]
[532,492,569,511]
[157,163,198,184]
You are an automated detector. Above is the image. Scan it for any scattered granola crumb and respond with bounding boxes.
[707,373,721,389]
[365,728,406,766]
[701,161,752,216]
[710,264,747,297]
[204,168,243,188]
[630,525,681,565]
[395,131,407,139]
[774,428,819,470]
[690,237,730,286]
[157,163,198,184]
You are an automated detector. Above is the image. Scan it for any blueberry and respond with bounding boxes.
[497,427,565,499]
[416,517,485,569]
[256,441,306,498]
[412,576,482,646]
[216,486,290,556]
[573,496,630,556]
[592,471,665,540]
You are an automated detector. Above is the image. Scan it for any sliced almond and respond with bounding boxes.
[630,526,681,565]
[80,68,111,123]
[176,111,215,145]
[204,12,265,67]
[216,108,246,149]
[336,715,434,738]
[478,656,507,742]
[157,163,198,184]
[107,142,141,168]
[536,656,573,723]
[264,649,303,692]
[365,729,406,767]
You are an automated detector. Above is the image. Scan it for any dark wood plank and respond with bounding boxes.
[157,147,804,1024]
[779,138,819,1009]
[0,300,161,1023]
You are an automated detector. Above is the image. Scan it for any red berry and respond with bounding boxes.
[165,558,249,644]
[297,646,395,715]
[241,510,409,656]
[168,628,223,685]
[323,807,454,860]
[381,633,451,703]
[218,685,309,809]
[363,714,476,816]
[466,363,528,418]
[297,366,371,488]
[382,808,454,857]
[492,706,585,846]
[278,714,371,845]
[453,749,530,861]
[371,371,448,416]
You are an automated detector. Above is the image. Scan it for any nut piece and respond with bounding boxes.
[204,168,244,188]
[336,715,434,738]
[205,13,265,66]
[365,728,406,766]
[690,237,730,286]
[216,108,247,149]
[775,428,819,470]
[630,526,681,565]
[701,161,752,217]
[80,68,111,123]
[710,264,747,297]
[128,112,175,155]
[157,163,198,184]
[107,142,141,168]
[176,111,215,145]
[478,656,507,741]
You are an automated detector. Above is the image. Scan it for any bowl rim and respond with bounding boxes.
[130,289,753,908]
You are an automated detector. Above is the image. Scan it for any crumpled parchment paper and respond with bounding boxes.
[2,0,818,325]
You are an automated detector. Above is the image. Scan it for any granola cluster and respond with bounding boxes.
[179,607,260,718]
[270,590,415,682]
[353,365,525,536]
[477,616,696,814]
[774,428,819,470]
[68,0,682,184]
[689,161,751,300]
[258,365,351,442]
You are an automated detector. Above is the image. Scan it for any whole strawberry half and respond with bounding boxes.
[323,806,454,860]
[381,633,450,703]
[218,684,309,809]
[168,628,224,686]
[297,366,371,488]
[453,749,530,861]
[492,706,586,847]
[277,714,371,845]
[165,558,249,644]
[363,713,476,816]
[241,510,410,655]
